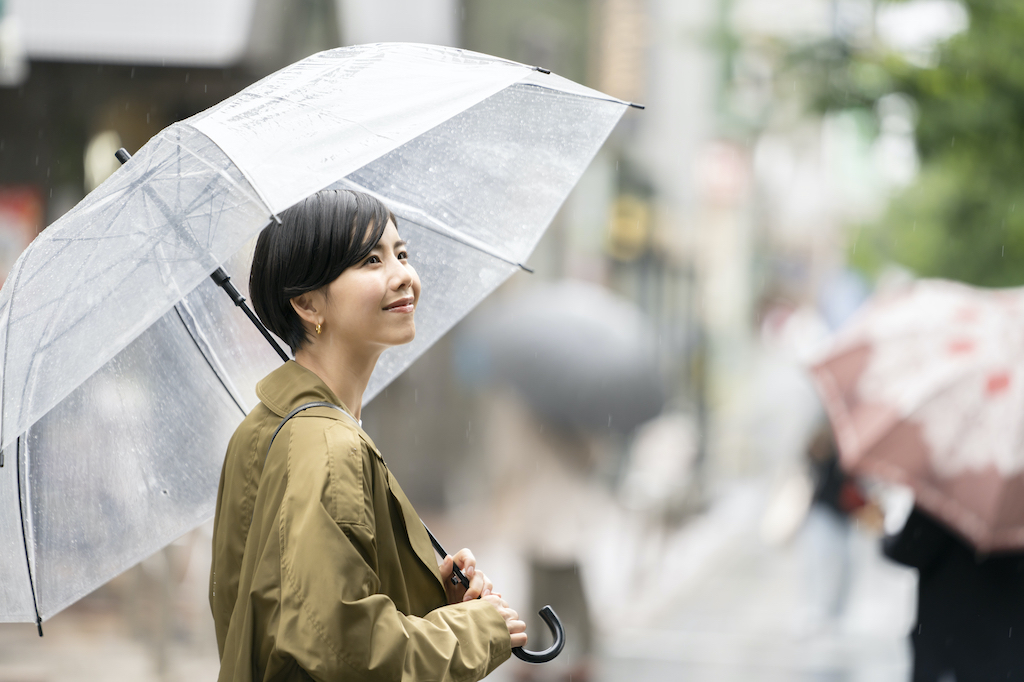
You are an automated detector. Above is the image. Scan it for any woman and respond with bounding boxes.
[210,190,525,681]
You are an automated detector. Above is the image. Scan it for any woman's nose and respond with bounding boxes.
[389,256,414,289]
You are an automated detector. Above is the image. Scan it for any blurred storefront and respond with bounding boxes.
[0,0,345,276]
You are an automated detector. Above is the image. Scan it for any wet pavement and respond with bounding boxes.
[489,480,916,682]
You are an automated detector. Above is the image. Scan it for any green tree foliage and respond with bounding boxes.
[790,0,1024,286]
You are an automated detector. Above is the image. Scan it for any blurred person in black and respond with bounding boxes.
[883,506,1024,681]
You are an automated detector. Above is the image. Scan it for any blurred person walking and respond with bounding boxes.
[883,506,1024,681]
[811,279,1024,677]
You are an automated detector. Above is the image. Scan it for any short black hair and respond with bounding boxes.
[250,189,394,353]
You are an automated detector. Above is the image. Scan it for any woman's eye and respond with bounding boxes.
[365,255,381,265]
[398,251,409,260]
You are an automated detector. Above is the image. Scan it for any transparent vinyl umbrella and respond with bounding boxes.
[0,43,634,639]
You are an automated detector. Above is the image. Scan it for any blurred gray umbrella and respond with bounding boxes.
[0,43,634,628]
[460,280,665,432]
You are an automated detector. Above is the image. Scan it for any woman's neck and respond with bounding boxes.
[293,340,381,421]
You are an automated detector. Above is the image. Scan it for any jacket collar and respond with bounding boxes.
[256,361,352,418]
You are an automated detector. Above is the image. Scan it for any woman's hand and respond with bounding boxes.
[439,548,495,603]
[482,594,527,648]
[439,549,526,646]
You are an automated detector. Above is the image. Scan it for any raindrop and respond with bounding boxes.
[185,72,190,84]
[130,67,135,79]
[1002,245,1005,257]
[951,137,956,147]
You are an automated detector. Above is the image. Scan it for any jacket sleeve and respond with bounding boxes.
[271,420,511,682]
[882,506,951,573]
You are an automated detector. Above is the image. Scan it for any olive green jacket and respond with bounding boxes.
[210,361,510,681]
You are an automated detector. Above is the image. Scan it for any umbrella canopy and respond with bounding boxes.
[0,43,631,623]
[459,280,665,432]
[810,279,1024,551]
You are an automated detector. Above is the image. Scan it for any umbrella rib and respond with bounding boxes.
[172,305,247,417]
[15,436,43,635]
[174,127,280,223]
[338,179,533,272]
[518,81,640,109]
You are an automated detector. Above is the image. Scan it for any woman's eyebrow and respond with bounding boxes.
[393,240,408,250]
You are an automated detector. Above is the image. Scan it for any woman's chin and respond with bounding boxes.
[389,324,416,347]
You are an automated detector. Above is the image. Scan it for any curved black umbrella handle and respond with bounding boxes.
[422,526,565,663]
[512,605,565,664]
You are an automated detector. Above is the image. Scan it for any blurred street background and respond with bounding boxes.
[0,0,1006,679]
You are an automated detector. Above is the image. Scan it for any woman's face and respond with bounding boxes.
[320,219,421,352]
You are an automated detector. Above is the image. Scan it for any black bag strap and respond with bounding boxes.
[263,401,357,467]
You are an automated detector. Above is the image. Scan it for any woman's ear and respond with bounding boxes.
[290,292,322,329]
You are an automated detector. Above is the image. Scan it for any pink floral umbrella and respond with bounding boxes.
[811,279,1024,552]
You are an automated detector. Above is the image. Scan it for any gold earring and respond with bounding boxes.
[316,322,322,335]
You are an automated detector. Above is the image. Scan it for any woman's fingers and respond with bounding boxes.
[463,568,486,601]
[463,568,495,601]
[453,548,486,600]
[482,595,526,647]
[452,548,477,574]
[481,594,509,609]
[507,616,527,648]
[445,549,503,603]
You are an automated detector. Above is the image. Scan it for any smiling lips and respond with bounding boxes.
[384,296,415,313]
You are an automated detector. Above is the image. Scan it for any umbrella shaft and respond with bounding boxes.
[210,268,290,362]
[422,524,469,588]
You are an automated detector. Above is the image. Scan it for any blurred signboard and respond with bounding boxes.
[7,0,257,66]
[0,186,41,286]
